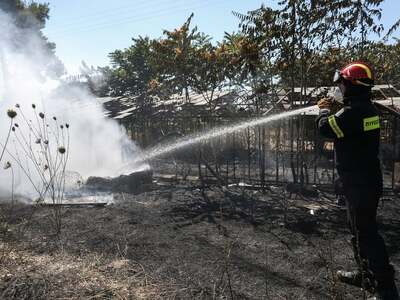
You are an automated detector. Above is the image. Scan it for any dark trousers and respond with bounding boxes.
[343,185,392,279]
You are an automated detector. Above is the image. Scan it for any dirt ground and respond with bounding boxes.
[0,179,399,299]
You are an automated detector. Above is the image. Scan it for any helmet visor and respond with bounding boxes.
[333,69,342,84]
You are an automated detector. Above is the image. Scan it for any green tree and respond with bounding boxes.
[151,13,211,102]
[236,0,387,88]
[107,37,155,96]
[362,41,400,86]
[188,38,233,112]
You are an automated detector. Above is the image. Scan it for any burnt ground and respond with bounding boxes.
[0,181,399,299]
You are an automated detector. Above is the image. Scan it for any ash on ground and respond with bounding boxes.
[0,176,399,299]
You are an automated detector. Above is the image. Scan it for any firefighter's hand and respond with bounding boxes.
[330,100,344,113]
[317,98,333,110]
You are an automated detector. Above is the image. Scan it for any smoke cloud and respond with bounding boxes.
[0,8,147,198]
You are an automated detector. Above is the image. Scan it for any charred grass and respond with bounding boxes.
[0,184,399,299]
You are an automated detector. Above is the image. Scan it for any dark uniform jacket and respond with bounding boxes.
[316,97,382,188]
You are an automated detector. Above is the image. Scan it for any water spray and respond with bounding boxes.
[119,105,319,172]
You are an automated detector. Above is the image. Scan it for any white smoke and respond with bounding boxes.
[0,9,148,198]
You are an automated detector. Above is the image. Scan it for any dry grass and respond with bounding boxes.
[0,243,188,299]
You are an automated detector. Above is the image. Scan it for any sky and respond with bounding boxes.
[42,0,400,74]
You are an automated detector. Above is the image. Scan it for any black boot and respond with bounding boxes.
[368,286,399,300]
[368,267,399,300]
[337,269,376,292]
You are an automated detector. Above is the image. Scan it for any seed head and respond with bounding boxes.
[15,104,20,108]
[60,125,64,129]
[58,146,66,154]
[14,123,19,128]
[7,109,17,119]
[39,112,45,119]
[35,138,41,144]
[3,161,11,170]
[53,117,57,121]
[12,127,15,132]
[43,140,49,145]
[65,123,69,129]
[44,165,48,171]
[32,104,36,109]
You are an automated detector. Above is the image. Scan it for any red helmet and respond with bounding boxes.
[333,62,374,87]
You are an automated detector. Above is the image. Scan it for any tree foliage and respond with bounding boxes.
[103,14,236,103]
[233,0,387,88]
[0,0,64,77]
[150,13,214,100]
[102,1,399,100]
[107,37,155,97]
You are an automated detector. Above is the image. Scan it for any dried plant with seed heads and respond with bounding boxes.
[7,109,17,119]
[58,146,66,154]
[1,104,71,235]
[0,109,16,163]
[3,161,11,170]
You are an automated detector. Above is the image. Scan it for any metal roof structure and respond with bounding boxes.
[96,84,400,120]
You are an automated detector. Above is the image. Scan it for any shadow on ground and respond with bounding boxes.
[0,183,398,299]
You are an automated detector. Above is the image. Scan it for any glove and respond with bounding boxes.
[317,98,333,110]
[330,100,344,113]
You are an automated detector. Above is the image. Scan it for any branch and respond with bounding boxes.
[383,18,400,41]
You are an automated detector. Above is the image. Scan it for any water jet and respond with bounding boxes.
[120,105,319,170]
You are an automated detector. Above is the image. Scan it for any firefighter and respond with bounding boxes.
[316,62,399,300]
